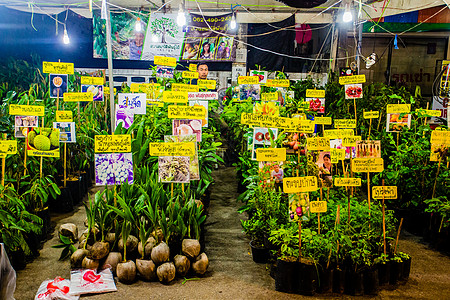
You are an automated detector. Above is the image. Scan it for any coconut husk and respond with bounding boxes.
[182,239,201,259]
[82,257,99,270]
[117,260,136,284]
[174,254,190,277]
[136,259,157,281]
[156,262,176,283]
[192,252,209,275]
[138,236,157,259]
[89,241,110,260]
[100,252,122,275]
[71,249,89,269]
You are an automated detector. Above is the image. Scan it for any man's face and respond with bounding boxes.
[135,33,144,47]
[198,64,208,79]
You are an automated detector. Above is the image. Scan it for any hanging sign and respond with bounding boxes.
[168,105,206,119]
[324,129,354,139]
[310,201,327,213]
[154,56,177,67]
[95,135,132,153]
[64,92,94,102]
[197,79,216,90]
[334,177,361,187]
[338,74,366,85]
[314,116,332,125]
[283,176,318,193]
[364,111,380,119]
[256,148,286,161]
[163,91,188,103]
[238,76,259,85]
[334,119,357,128]
[330,148,346,163]
[351,158,384,172]
[172,83,199,92]
[182,71,199,79]
[386,104,411,114]
[189,64,197,72]
[342,135,362,147]
[80,76,104,85]
[0,140,18,158]
[149,142,195,156]
[9,104,45,116]
[416,109,442,117]
[306,89,326,98]
[42,61,74,74]
[261,92,279,101]
[56,110,73,122]
[266,79,290,87]
[188,92,218,100]
[372,186,397,199]
[307,137,330,151]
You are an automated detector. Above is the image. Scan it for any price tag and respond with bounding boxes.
[154,56,177,67]
[351,158,384,173]
[188,92,218,100]
[182,71,199,79]
[306,89,326,98]
[94,135,132,153]
[314,117,332,125]
[168,105,206,119]
[334,177,361,187]
[310,201,327,213]
[189,64,197,72]
[334,119,357,128]
[416,109,442,117]
[240,113,299,129]
[0,140,18,158]
[372,186,397,199]
[149,142,195,156]
[64,92,94,102]
[9,104,45,116]
[172,83,199,92]
[338,75,366,85]
[256,148,286,161]
[330,148,346,163]
[430,129,450,146]
[104,86,117,95]
[283,176,318,193]
[80,76,104,85]
[363,111,380,119]
[307,137,330,151]
[56,110,73,122]
[386,104,411,114]
[197,79,216,90]
[324,129,354,139]
[266,79,290,87]
[261,92,278,101]
[163,91,188,103]
[238,76,260,85]
[296,120,315,133]
[342,135,361,147]
[42,61,74,74]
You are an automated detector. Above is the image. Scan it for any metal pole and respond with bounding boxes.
[105,1,115,134]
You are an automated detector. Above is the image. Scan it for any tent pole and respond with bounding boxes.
[105,1,115,134]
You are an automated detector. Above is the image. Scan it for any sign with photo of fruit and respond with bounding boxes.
[250,70,268,83]
[252,127,278,146]
[49,74,68,98]
[173,119,202,142]
[81,84,104,102]
[14,116,38,138]
[289,193,310,222]
[53,122,76,143]
[345,84,363,99]
[27,128,60,157]
[306,97,325,113]
[386,113,411,132]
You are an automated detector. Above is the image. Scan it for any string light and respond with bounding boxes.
[177,3,186,26]
[135,17,142,32]
[63,27,70,44]
[230,13,236,30]
[343,4,353,22]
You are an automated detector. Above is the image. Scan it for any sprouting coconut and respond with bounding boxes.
[117,260,136,284]
[174,254,190,277]
[192,253,209,275]
[136,259,157,281]
[100,252,122,275]
[82,257,99,270]
[156,262,176,283]
[138,236,157,259]
[71,249,89,269]
[182,239,201,259]
[118,235,139,256]
[151,242,170,265]
[90,241,110,260]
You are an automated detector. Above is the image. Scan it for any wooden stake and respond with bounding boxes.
[368,118,372,140]
[424,102,429,126]
[1,134,6,186]
[367,172,371,211]
[298,218,302,259]
[382,179,386,256]
[64,143,67,188]
[353,98,357,121]
[432,155,442,198]
[336,205,340,267]
[376,113,382,132]
[394,218,403,255]
[171,182,174,198]
[318,212,321,234]
[347,188,351,226]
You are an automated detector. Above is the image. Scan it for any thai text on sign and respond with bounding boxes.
[95,135,131,153]
[363,111,380,119]
[310,201,327,213]
[163,91,188,103]
[154,56,177,67]
[188,92,218,100]
[416,109,442,117]
[430,129,450,146]
[306,89,326,98]
[240,113,299,129]
[283,176,318,193]
[338,75,366,85]
[9,104,45,116]
[172,83,199,92]
[314,117,332,125]
[334,177,361,187]
[296,120,315,133]
[80,76,103,85]
[197,79,216,90]
[266,79,290,87]
[256,148,286,162]
[261,92,278,101]
[64,92,94,102]
[238,76,259,85]
[330,148,346,162]
[0,140,18,158]
[307,137,330,151]
[324,129,354,139]
[56,111,73,122]
[352,158,384,173]
[149,142,195,156]
[334,119,357,128]
[189,64,197,72]
[168,105,206,119]
[182,71,199,79]
[42,61,74,74]
[386,104,411,114]
[372,186,397,199]
[342,135,361,147]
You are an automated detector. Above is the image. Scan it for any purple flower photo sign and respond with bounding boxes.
[95,153,134,185]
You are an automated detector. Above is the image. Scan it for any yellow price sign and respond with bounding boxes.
[283,176,318,193]
[168,105,206,119]
[64,92,94,102]
[334,177,361,187]
[372,186,397,199]
[94,135,132,153]
[386,104,411,114]
[352,158,384,173]
[256,148,286,162]
[296,120,315,133]
[416,109,442,117]
[56,110,73,122]
[154,56,177,67]
[172,83,199,92]
[9,104,45,116]
[0,140,18,158]
[363,111,380,119]
[314,117,332,125]
[342,135,361,147]
[80,76,104,85]
[149,142,196,156]
[104,86,117,95]
[238,76,260,85]
[334,119,357,128]
[430,129,450,146]
[197,79,216,90]
[163,91,188,103]
[240,113,299,129]
[306,89,326,98]
[189,64,197,72]
[147,101,164,107]
[266,79,290,87]
[307,137,330,151]
[182,71,199,79]
[42,61,74,74]
[338,75,366,85]
[261,92,278,101]
[324,129,354,139]
[310,201,327,213]
[330,148,346,163]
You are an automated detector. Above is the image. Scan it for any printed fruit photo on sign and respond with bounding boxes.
[27,128,60,156]
[251,127,278,146]
[306,97,325,113]
[282,132,306,155]
[345,84,363,99]
[386,113,411,132]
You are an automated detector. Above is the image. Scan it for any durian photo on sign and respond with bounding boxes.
[26,127,60,157]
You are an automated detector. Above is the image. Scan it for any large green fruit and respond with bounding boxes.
[34,135,51,151]
[50,131,59,147]
[28,131,37,144]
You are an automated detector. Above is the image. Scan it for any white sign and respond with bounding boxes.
[118,93,147,115]
[188,92,218,100]
[431,96,448,122]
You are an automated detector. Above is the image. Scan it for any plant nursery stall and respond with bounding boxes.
[0,0,449,299]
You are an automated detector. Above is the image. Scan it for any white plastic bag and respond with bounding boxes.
[69,269,117,296]
[0,243,16,300]
[34,277,79,300]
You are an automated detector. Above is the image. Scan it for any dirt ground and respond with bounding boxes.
[14,167,450,299]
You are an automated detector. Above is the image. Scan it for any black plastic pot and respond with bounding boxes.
[66,178,81,205]
[298,261,319,296]
[249,240,270,263]
[401,257,411,280]
[378,262,391,286]
[79,174,88,195]
[35,206,51,238]
[275,259,299,293]
[333,268,346,294]
[363,267,379,295]
[390,260,403,285]
[318,267,333,293]
[345,269,364,296]
[50,187,73,213]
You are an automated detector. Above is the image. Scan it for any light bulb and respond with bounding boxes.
[343,10,352,23]
[151,34,158,42]
[135,18,142,32]
[63,28,70,44]
[230,14,236,29]
[177,4,186,26]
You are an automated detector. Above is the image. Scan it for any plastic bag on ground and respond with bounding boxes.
[0,243,16,300]
[34,277,78,300]
[69,268,117,296]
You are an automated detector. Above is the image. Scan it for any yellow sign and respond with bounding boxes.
[56,110,73,122]
[238,76,259,85]
[261,92,278,101]
[430,129,450,146]
[163,91,188,103]
[0,140,18,158]
[352,158,384,173]
[154,56,177,67]
[266,79,290,87]
[149,142,196,156]
[306,89,326,98]
[80,76,103,85]
[94,135,132,153]
[324,129,354,139]
[342,135,361,147]
[172,83,199,92]
[387,104,411,114]
[168,105,206,119]
[416,109,442,117]
[189,64,197,72]
[182,71,199,79]
[9,104,45,116]
[338,75,366,85]
[104,86,117,95]
[296,120,315,133]
[372,186,397,199]
[314,117,332,125]
[363,111,380,119]
[334,177,361,187]
[310,201,327,213]
[283,176,318,193]
[42,61,74,74]
[27,149,59,157]
[334,119,357,128]
[256,148,286,162]
[307,137,330,151]
[330,148,346,163]
[197,79,216,90]
[147,101,164,107]
[241,113,299,130]
[64,92,94,102]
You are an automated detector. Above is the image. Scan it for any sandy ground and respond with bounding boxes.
[14,167,450,299]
